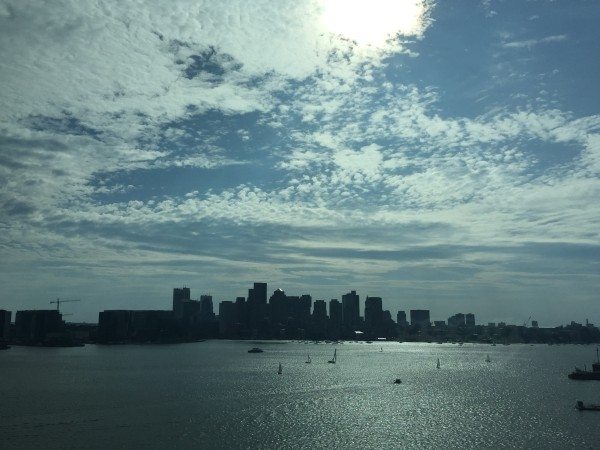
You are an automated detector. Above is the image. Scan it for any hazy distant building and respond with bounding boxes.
[465,313,475,328]
[410,309,430,329]
[397,310,408,327]
[0,310,11,339]
[342,290,360,328]
[531,320,539,328]
[448,313,466,328]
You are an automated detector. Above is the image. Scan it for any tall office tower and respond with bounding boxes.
[364,296,383,330]
[200,295,215,321]
[218,301,236,336]
[329,299,342,326]
[397,310,408,327]
[298,294,312,321]
[269,288,287,324]
[253,282,267,304]
[172,287,191,320]
[465,313,475,328]
[410,309,430,329]
[235,297,247,327]
[313,300,327,319]
[341,290,360,328]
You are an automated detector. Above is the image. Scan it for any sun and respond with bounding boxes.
[321,0,426,48]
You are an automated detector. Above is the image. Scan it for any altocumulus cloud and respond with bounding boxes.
[0,0,599,325]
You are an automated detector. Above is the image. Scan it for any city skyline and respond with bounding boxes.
[1,1,599,326]
[2,280,595,329]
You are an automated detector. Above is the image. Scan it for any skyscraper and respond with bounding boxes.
[364,296,383,331]
[329,299,342,326]
[172,287,190,320]
[397,310,408,327]
[342,290,360,328]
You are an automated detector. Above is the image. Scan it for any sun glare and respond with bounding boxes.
[321,0,426,47]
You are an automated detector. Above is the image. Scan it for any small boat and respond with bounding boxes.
[278,362,283,374]
[393,378,402,384]
[576,400,600,411]
[305,354,311,364]
[380,347,383,352]
[248,347,264,353]
[436,358,440,369]
[328,349,337,364]
[568,347,600,380]
[486,354,491,363]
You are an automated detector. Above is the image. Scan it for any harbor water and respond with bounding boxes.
[1,342,599,449]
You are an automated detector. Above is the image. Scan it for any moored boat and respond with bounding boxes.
[248,347,264,353]
[568,347,600,380]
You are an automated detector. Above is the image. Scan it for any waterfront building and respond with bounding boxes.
[14,310,64,343]
[218,301,236,336]
[0,309,11,339]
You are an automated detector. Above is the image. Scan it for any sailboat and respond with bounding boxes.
[436,358,441,369]
[380,347,383,352]
[328,349,337,364]
[278,362,282,374]
[486,354,491,363]
[305,354,311,364]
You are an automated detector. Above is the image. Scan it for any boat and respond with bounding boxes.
[305,354,311,364]
[393,378,402,384]
[486,354,491,363]
[328,349,337,364]
[278,362,282,374]
[576,401,600,411]
[436,358,440,369]
[568,347,600,380]
[248,347,264,353]
[380,347,383,352]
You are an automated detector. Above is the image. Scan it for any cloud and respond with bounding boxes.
[502,34,567,49]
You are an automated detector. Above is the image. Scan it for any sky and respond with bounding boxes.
[1,0,599,326]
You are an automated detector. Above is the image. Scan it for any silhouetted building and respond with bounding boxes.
[130,310,174,341]
[200,295,215,321]
[364,296,383,332]
[313,300,327,319]
[98,310,132,342]
[14,310,63,343]
[531,320,539,328]
[342,290,360,329]
[410,309,430,329]
[0,309,11,339]
[397,310,408,327]
[218,301,236,336]
[173,287,190,320]
[465,313,475,328]
[448,313,466,328]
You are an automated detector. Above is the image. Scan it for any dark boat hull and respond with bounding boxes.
[568,372,600,380]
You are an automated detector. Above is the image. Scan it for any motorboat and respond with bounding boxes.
[248,347,264,353]
[576,401,600,411]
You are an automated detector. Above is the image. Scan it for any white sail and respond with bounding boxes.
[278,362,282,374]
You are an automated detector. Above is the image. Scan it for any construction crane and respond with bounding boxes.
[523,316,531,328]
[49,298,80,312]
